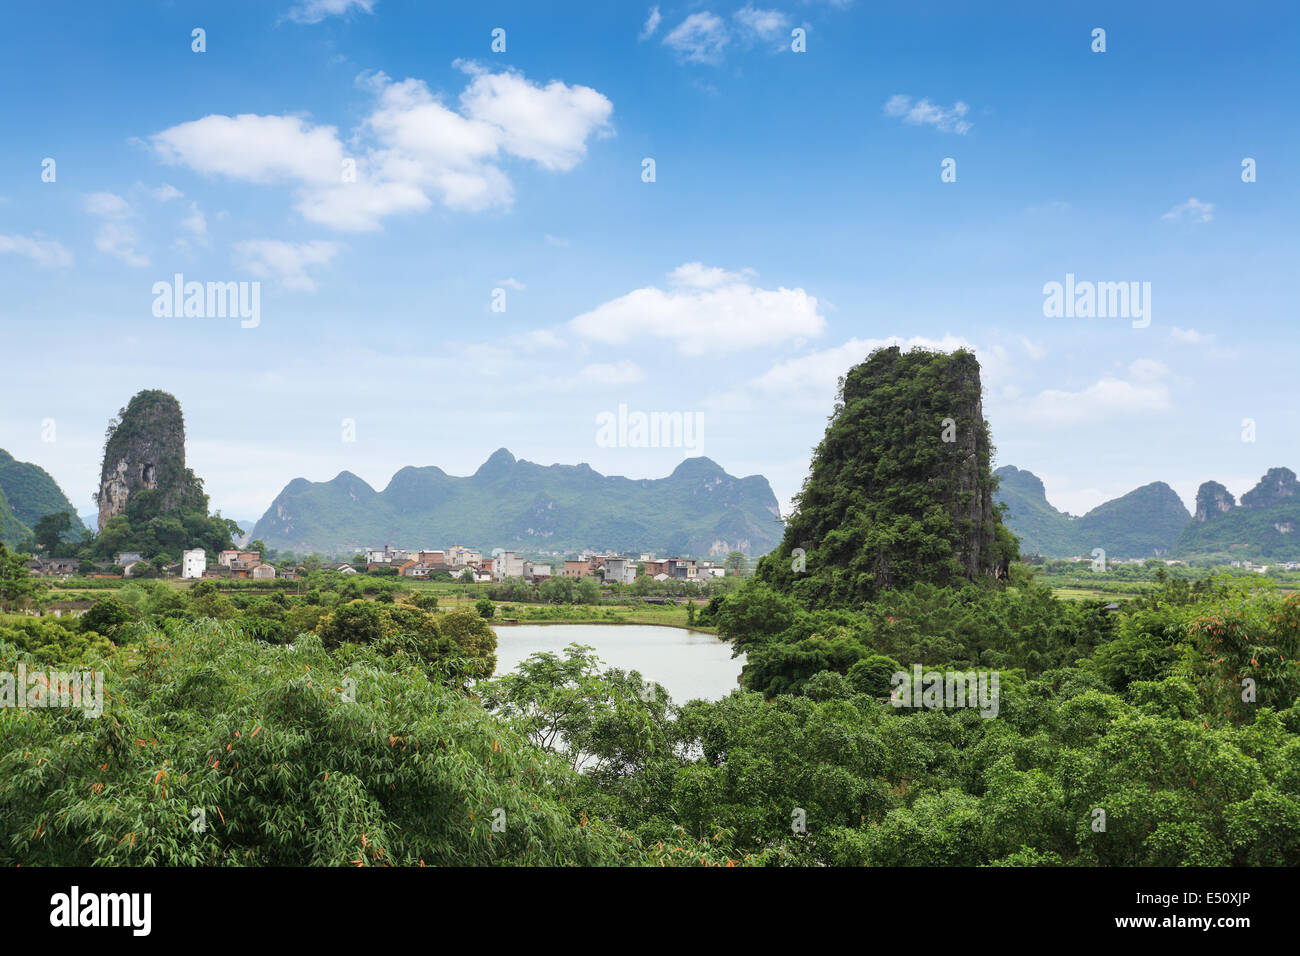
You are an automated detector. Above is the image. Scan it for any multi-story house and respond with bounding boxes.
[601,557,637,585]
[492,551,526,581]
[182,548,206,579]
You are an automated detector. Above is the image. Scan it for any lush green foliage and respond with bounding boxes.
[0,448,84,548]
[0,542,44,610]
[756,347,1017,606]
[0,488,29,549]
[0,620,737,866]
[478,581,1300,866]
[1175,498,1300,563]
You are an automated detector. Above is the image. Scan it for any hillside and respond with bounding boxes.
[756,345,1018,605]
[992,466,1077,556]
[994,466,1190,558]
[0,448,85,547]
[1173,467,1300,560]
[0,485,27,548]
[252,449,783,557]
[994,464,1300,561]
[1073,481,1191,557]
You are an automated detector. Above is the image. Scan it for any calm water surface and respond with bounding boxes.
[492,623,744,703]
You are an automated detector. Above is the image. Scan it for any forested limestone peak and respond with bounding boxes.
[756,346,1018,605]
[96,390,204,532]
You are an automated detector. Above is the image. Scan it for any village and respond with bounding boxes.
[23,543,737,585]
[355,545,732,585]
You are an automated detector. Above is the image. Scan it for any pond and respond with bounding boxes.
[491,623,745,703]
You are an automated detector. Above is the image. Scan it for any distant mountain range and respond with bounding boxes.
[995,465,1300,561]
[251,449,784,557]
[0,449,85,548]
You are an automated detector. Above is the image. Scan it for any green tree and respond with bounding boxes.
[32,512,73,555]
[0,542,43,610]
[0,620,717,866]
[80,595,139,638]
[438,607,498,680]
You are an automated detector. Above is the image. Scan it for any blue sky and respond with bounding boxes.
[1,0,1296,530]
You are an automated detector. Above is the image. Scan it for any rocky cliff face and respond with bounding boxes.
[96,390,199,530]
[1241,467,1297,509]
[1195,481,1236,522]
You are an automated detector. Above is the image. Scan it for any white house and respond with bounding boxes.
[365,546,409,565]
[182,548,205,580]
[493,551,526,582]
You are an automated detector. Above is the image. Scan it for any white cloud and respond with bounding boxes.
[544,233,570,247]
[148,66,612,232]
[231,239,343,292]
[512,328,565,351]
[1128,358,1169,382]
[150,184,184,202]
[456,63,614,172]
[1169,326,1214,345]
[576,361,645,386]
[283,0,375,24]
[883,94,973,134]
[1162,197,1214,223]
[150,114,345,185]
[496,277,526,291]
[94,223,149,267]
[569,263,825,356]
[0,234,73,268]
[1015,360,1171,425]
[1019,336,1047,360]
[84,191,132,218]
[733,6,791,44]
[181,202,207,238]
[83,192,149,265]
[639,6,662,40]
[663,12,730,64]
[721,335,980,411]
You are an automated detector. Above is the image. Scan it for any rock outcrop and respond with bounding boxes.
[1175,467,1300,560]
[96,390,202,530]
[1241,467,1298,509]
[1195,481,1236,522]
